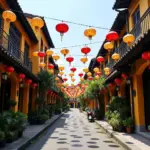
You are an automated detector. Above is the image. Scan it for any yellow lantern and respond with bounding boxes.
[69,72,74,78]
[58,65,65,71]
[87,72,92,77]
[60,49,70,57]
[123,34,135,46]
[104,42,114,52]
[104,67,110,75]
[2,10,16,22]
[39,62,46,67]
[112,53,120,61]
[59,71,64,76]
[32,51,38,57]
[31,17,44,29]
[84,28,96,40]
[49,69,54,74]
[52,54,60,61]
[71,83,75,86]
[46,49,54,56]
[80,78,84,81]
[83,68,89,73]
[93,67,99,73]
[95,75,100,80]
[80,57,88,64]
[55,77,59,81]
[71,78,75,82]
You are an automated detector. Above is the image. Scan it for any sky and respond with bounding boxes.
[18,0,117,85]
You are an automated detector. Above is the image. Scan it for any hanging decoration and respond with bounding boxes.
[46,49,54,56]
[121,73,128,79]
[112,53,120,62]
[78,73,84,78]
[63,78,68,82]
[88,77,93,80]
[70,67,77,73]
[32,51,38,57]
[56,22,69,41]
[60,49,70,57]
[81,46,91,56]
[69,72,74,78]
[38,52,46,58]
[32,83,38,89]
[31,17,44,29]
[93,67,99,73]
[80,57,88,64]
[142,51,150,62]
[104,67,110,75]
[114,78,122,86]
[87,72,92,77]
[39,62,46,67]
[52,54,60,62]
[5,66,14,74]
[71,78,75,82]
[96,71,102,76]
[106,31,119,41]
[84,28,96,40]
[59,71,64,76]
[18,73,25,80]
[55,77,60,81]
[26,79,32,85]
[48,64,54,69]
[83,68,89,73]
[123,34,135,46]
[58,65,65,71]
[95,75,100,80]
[66,56,74,66]
[2,10,16,22]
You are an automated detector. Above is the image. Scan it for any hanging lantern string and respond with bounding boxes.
[11,9,122,31]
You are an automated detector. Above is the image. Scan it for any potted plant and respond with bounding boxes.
[5,131,18,143]
[0,131,5,147]
[123,117,134,134]
[38,114,49,124]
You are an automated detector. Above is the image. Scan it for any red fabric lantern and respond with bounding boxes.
[38,52,46,58]
[63,78,68,82]
[32,83,38,88]
[96,56,105,63]
[70,67,76,73]
[5,66,14,73]
[142,51,150,61]
[88,77,93,80]
[56,23,69,41]
[109,83,113,87]
[96,71,102,76]
[121,73,127,79]
[26,79,32,85]
[78,73,84,77]
[48,64,54,69]
[18,73,25,80]
[114,78,122,86]
[81,47,91,55]
[106,31,119,41]
[66,56,74,66]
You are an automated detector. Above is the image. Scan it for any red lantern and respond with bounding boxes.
[70,67,76,73]
[56,23,69,41]
[142,51,150,61]
[78,73,84,77]
[96,71,102,76]
[66,56,74,66]
[96,56,105,63]
[121,73,127,79]
[88,77,93,80]
[38,52,46,58]
[26,79,32,85]
[109,83,113,87]
[48,64,54,69]
[32,83,38,88]
[18,73,25,80]
[114,78,122,86]
[5,66,14,73]
[81,47,91,55]
[106,31,119,41]
[63,78,68,82]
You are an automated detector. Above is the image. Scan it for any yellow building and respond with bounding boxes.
[0,0,55,114]
[89,0,150,133]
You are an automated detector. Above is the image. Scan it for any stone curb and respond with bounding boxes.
[18,113,64,150]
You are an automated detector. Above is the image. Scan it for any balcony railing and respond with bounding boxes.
[0,28,32,71]
[106,7,150,71]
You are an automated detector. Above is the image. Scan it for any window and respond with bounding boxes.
[132,7,141,38]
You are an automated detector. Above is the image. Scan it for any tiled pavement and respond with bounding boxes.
[26,109,124,150]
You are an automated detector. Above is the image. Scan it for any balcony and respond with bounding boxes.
[0,28,32,71]
[107,7,150,71]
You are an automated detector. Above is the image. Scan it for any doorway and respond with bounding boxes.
[143,67,150,130]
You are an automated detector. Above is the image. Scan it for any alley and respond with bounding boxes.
[26,109,124,150]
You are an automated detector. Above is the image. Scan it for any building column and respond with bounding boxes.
[104,93,109,112]
[132,74,145,132]
[11,78,19,112]
[22,85,30,114]
[31,88,37,111]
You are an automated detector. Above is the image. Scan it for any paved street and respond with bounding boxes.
[26,109,124,150]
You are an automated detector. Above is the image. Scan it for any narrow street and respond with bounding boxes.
[26,109,124,150]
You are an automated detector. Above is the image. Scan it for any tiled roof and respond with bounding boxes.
[113,0,131,10]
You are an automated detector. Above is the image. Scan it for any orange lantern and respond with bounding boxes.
[31,17,44,29]
[104,42,114,52]
[55,77,60,81]
[46,49,54,56]
[112,53,120,61]
[104,67,110,75]
[84,28,96,40]
[60,49,70,57]
[71,78,75,82]
[59,71,64,76]
[123,34,135,46]
[53,54,60,61]
[80,57,88,64]
[2,10,16,22]
[87,72,92,77]
[32,51,38,57]
[95,75,100,80]
[83,68,89,73]
[69,72,74,78]
[39,62,46,67]
[58,65,65,71]
[93,67,99,73]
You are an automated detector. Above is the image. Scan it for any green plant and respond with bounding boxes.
[38,114,49,124]
[0,131,5,141]
[5,131,18,143]
[123,117,134,128]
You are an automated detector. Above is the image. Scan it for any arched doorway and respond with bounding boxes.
[143,67,150,130]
